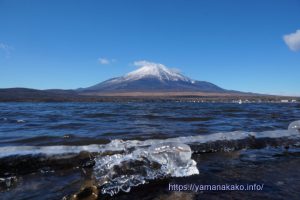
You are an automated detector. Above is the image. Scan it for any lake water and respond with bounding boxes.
[0,102,300,199]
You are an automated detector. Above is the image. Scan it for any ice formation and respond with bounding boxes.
[93,142,198,196]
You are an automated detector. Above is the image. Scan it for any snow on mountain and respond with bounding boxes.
[125,61,192,82]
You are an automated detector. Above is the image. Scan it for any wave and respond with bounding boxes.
[0,120,299,195]
[1,120,299,158]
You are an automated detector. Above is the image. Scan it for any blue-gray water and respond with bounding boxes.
[1,102,300,146]
[0,102,300,200]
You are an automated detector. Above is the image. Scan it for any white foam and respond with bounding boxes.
[0,144,119,158]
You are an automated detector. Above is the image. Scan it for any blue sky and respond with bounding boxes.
[0,0,300,95]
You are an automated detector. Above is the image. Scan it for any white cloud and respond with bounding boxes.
[283,29,300,51]
[133,60,180,72]
[98,58,110,64]
[133,60,165,68]
[98,57,116,65]
[0,43,13,58]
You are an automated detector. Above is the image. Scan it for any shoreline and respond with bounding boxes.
[0,88,299,103]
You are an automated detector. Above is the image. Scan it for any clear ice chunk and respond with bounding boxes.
[288,120,300,132]
[93,142,198,196]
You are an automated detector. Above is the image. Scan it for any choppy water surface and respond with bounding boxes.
[0,102,300,200]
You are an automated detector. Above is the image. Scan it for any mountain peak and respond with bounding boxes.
[125,61,192,82]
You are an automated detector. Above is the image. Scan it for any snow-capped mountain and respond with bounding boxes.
[81,61,227,93]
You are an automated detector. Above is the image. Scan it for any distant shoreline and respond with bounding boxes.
[0,88,299,103]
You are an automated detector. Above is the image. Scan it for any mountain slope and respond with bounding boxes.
[81,61,227,93]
